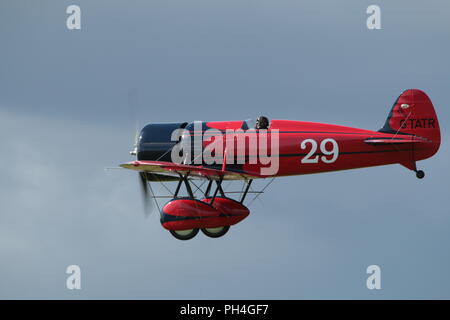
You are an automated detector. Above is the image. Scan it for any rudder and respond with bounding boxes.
[379,89,441,161]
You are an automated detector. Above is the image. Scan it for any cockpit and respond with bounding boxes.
[244,116,270,130]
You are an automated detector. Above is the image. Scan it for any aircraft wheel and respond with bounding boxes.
[416,170,425,179]
[170,228,199,240]
[201,226,230,238]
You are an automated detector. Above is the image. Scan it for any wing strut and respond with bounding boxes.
[183,175,194,198]
[210,176,224,205]
[204,179,213,198]
[173,175,183,197]
[240,179,253,204]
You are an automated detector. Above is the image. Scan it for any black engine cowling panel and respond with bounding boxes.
[137,122,188,162]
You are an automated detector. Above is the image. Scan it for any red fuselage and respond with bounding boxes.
[203,119,439,177]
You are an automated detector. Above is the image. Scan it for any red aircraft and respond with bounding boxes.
[120,89,440,240]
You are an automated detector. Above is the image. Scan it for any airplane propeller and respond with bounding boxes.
[134,128,158,217]
[138,172,158,218]
[127,89,158,217]
[130,124,139,156]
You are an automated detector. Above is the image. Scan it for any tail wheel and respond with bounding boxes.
[201,226,230,238]
[170,228,199,241]
[416,170,425,179]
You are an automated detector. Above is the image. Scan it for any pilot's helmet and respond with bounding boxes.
[256,116,269,129]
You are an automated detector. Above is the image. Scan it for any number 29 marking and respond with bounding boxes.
[300,138,339,164]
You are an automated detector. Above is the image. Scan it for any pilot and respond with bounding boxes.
[256,116,270,130]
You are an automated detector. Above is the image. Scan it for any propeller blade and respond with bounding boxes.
[128,89,140,156]
[139,172,155,218]
[130,128,139,156]
[134,126,139,146]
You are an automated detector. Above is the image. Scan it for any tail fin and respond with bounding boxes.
[379,89,441,162]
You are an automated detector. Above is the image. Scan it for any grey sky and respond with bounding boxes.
[0,0,449,299]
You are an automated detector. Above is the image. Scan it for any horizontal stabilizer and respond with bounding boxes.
[364,137,421,145]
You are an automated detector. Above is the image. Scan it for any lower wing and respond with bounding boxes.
[119,160,262,180]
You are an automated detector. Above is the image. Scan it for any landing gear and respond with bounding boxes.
[162,174,253,240]
[201,226,230,238]
[169,228,199,241]
[415,170,425,179]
